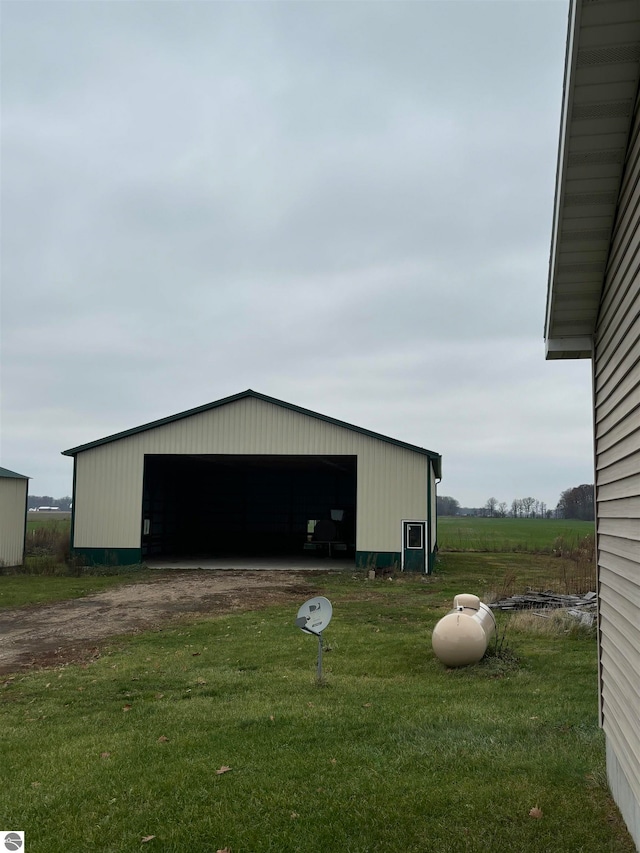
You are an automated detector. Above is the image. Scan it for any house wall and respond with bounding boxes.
[0,477,28,567]
[72,396,431,565]
[593,91,640,850]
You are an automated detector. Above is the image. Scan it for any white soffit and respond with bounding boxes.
[545,0,640,360]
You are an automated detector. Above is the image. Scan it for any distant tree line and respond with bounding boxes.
[436,496,460,516]
[28,495,72,510]
[437,485,595,521]
[556,484,594,521]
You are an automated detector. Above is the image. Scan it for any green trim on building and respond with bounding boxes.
[72,547,143,567]
[356,551,401,570]
[428,548,437,574]
[61,389,442,474]
[427,465,432,574]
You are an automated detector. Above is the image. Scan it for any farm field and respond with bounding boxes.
[438,516,594,552]
[26,513,70,531]
[0,554,632,853]
[22,514,594,558]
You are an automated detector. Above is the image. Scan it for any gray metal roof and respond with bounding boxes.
[0,466,29,480]
[545,0,640,359]
[62,389,443,477]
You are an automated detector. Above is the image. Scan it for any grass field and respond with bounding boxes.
[438,516,594,552]
[0,555,632,853]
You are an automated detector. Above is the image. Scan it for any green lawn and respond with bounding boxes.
[0,558,632,853]
[438,516,594,552]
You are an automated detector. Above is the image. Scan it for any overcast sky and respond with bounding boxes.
[1,0,594,508]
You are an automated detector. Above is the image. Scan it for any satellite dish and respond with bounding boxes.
[296,596,333,636]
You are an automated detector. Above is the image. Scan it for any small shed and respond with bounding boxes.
[0,467,29,567]
[62,389,441,571]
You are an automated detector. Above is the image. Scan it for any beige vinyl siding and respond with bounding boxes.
[593,90,640,847]
[0,477,27,566]
[73,396,428,553]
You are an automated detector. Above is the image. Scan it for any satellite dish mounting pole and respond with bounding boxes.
[317,632,323,682]
[296,597,332,684]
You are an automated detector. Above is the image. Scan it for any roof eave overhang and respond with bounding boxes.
[545,0,640,361]
[0,467,30,480]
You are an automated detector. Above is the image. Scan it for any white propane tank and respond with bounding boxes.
[431,594,496,667]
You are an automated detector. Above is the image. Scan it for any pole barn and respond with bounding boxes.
[63,390,441,572]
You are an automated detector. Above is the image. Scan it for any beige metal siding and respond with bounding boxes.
[73,396,428,553]
[594,91,640,848]
[0,477,27,566]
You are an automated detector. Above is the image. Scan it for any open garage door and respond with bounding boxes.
[141,454,356,561]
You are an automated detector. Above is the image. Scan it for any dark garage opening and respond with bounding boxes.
[141,454,356,560]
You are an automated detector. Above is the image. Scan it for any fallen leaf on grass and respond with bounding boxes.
[290,812,299,819]
[100,752,111,759]
[269,715,275,722]
[122,704,132,712]
[31,781,41,788]
[216,848,231,852]
[157,736,169,743]
[329,758,337,765]
[529,807,543,819]
[195,678,207,685]
[154,693,164,700]
[362,703,371,708]
[141,835,156,843]
[216,766,232,775]
[192,652,201,656]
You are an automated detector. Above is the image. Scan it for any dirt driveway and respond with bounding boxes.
[0,571,320,674]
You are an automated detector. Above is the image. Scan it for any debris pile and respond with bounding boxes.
[490,590,597,614]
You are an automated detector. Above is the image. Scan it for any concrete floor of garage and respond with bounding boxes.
[144,555,356,571]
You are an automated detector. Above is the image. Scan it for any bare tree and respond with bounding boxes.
[521,497,536,517]
[485,497,498,517]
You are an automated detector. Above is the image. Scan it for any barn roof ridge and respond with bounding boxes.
[61,389,442,475]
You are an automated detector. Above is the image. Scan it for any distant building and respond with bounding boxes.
[0,467,29,567]
[545,1,640,846]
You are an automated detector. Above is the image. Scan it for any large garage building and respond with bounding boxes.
[63,390,441,571]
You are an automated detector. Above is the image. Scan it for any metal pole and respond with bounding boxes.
[317,631,323,681]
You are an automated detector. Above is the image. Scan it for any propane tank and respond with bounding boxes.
[431,594,496,667]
